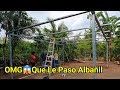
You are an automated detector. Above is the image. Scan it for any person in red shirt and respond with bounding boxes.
[31,52,36,67]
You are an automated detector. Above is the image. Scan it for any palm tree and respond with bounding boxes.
[43,18,69,50]
[43,18,69,38]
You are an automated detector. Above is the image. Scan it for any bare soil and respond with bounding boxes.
[0,61,120,79]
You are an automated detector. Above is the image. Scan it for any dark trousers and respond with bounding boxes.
[52,59,55,68]
[52,59,59,68]
[31,63,35,67]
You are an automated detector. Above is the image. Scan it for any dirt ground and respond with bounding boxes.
[0,61,120,79]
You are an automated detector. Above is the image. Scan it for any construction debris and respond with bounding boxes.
[114,61,120,65]
[72,59,89,63]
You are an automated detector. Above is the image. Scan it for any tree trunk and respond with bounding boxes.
[108,33,112,62]
[3,34,7,67]
[3,45,6,66]
[109,41,112,62]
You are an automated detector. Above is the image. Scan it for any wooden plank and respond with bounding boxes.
[114,61,120,65]
[96,62,104,64]
[72,59,89,63]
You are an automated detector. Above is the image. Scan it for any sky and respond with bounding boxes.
[0,11,120,39]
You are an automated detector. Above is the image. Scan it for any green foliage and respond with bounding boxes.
[0,11,39,66]
[96,11,120,61]
[1,11,120,66]
[112,37,120,60]
[96,42,106,58]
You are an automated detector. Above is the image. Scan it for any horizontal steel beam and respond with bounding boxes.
[10,33,106,45]
[7,11,89,34]
[9,28,90,38]
[10,34,62,44]
[44,28,90,36]
[59,40,106,45]
[9,33,49,43]
[67,34,92,37]
[10,33,105,41]
[55,34,92,40]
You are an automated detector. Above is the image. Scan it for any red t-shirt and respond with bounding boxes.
[31,55,36,63]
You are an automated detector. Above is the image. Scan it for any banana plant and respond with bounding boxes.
[96,11,120,61]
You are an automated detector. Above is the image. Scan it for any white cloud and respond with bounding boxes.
[27,11,87,31]
[0,29,6,38]
[107,11,120,17]
[1,11,120,38]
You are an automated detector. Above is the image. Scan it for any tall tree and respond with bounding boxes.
[0,11,37,66]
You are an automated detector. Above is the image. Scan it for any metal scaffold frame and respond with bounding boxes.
[7,11,109,79]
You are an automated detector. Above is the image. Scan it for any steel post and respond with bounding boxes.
[8,34,13,79]
[92,12,97,79]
